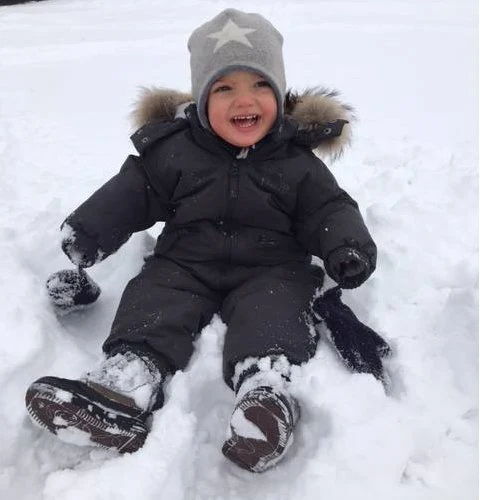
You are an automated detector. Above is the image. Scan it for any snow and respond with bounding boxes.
[55,389,73,404]
[230,407,267,441]
[85,352,163,411]
[0,0,477,499]
[55,427,95,447]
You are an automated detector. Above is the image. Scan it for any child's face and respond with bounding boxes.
[207,70,278,148]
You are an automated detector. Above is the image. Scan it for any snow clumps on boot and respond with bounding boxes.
[222,356,299,473]
[25,351,164,453]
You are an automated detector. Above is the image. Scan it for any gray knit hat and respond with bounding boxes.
[188,9,286,130]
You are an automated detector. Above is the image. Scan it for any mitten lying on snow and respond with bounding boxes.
[311,286,391,383]
[46,267,101,312]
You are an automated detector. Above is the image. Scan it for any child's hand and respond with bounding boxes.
[61,222,104,268]
[325,246,372,289]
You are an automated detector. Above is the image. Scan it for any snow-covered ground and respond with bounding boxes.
[0,0,478,499]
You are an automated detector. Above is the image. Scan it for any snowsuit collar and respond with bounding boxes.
[130,87,355,161]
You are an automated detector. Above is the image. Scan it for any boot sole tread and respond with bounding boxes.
[25,381,147,453]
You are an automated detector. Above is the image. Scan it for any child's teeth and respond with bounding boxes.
[233,115,258,127]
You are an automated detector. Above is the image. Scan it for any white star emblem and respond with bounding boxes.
[207,19,256,53]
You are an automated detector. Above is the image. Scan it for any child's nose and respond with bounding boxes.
[234,89,255,106]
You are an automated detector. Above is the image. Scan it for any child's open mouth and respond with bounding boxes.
[231,114,260,128]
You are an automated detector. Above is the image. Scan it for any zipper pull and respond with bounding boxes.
[236,147,249,159]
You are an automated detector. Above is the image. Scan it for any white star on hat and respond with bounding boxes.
[207,19,256,53]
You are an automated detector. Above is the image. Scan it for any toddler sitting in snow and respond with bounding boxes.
[25,9,382,472]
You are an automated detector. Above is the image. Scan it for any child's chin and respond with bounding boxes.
[231,139,257,148]
[229,130,264,147]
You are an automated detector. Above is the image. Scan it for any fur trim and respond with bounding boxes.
[286,87,355,160]
[131,86,355,161]
[131,87,192,129]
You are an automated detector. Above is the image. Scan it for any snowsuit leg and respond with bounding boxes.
[103,257,222,373]
[221,263,324,388]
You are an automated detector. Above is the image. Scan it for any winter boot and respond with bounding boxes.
[25,352,163,453]
[222,386,298,472]
[222,359,299,473]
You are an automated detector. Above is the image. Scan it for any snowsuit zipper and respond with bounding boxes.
[229,161,239,199]
[223,160,240,261]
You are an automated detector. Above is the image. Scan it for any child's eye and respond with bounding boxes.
[212,85,231,93]
[255,80,271,89]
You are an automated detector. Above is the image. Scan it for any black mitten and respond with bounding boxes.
[61,221,104,268]
[311,286,391,382]
[325,246,372,289]
[46,267,101,312]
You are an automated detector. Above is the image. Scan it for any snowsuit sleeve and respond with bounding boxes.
[294,156,377,270]
[61,154,170,267]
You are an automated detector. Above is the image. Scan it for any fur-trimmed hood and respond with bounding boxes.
[131,87,355,161]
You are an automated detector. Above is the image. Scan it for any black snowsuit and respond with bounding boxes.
[62,99,376,388]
